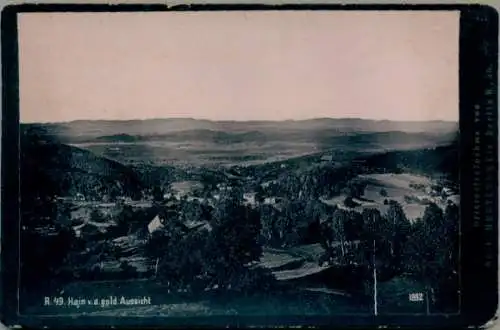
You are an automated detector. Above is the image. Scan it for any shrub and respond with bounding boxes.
[404,195,419,204]
[120,261,138,277]
[229,267,277,293]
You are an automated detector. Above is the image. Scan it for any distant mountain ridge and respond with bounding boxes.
[21,117,458,144]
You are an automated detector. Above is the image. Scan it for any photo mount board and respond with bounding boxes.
[1,3,498,328]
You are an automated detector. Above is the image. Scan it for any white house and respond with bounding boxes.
[443,187,453,196]
[261,181,271,188]
[264,197,283,205]
[447,195,460,205]
[216,183,232,192]
[147,215,164,234]
[75,193,85,201]
[321,155,333,162]
[163,192,176,200]
[264,197,275,204]
[243,192,256,205]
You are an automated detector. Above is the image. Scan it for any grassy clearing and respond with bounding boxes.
[360,173,432,189]
[259,250,304,270]
[288,244,325,261]
[322,173,448,221]
[273,263,331,281]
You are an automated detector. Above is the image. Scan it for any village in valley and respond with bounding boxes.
[20,119,460,316]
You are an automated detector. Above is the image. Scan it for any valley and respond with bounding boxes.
[20,118,460,316]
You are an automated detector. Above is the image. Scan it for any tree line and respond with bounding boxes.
[144,188,275,294]
[20,176,459,313]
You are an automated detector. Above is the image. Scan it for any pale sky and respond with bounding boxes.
[18,11,459,123]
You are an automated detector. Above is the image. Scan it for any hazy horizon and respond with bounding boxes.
[19,11,459,123]
[21,116,459,125]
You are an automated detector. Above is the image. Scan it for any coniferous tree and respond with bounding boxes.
[204,189,262,288]
[386,201,411,260]
[403,202,459,312]
[152,186,164,202]
[331,209,348,257]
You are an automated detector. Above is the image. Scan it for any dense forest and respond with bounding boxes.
[21,188,459,312]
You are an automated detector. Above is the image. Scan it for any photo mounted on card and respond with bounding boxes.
[1,3,497,328]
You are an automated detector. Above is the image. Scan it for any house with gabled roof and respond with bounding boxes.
[147,215,164,234]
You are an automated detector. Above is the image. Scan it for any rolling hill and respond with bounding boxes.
[21,135,146,200]
[21,118,458,144]
[357,142,459,183]
[85,129,453,147]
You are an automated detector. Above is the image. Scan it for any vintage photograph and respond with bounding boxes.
[18,10,460,317]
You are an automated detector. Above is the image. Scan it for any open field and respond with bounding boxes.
[70,135,454,167]
[321,173,458,221]
[69,141,320,166]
